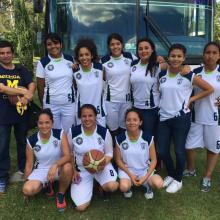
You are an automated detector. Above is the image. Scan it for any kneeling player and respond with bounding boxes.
[22,109,73,211]
[115,109,163,199]
[69,104,118,211]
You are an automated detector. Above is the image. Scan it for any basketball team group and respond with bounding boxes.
[0,32,219,212]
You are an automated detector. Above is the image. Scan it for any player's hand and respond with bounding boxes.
[186,97,194,110]
[136,176,147,186]
[180,65,191,76]
[72,170,81,184]
[19,97,28,106]
[23,90,33,101]
[72,62,79,70]
[47,163,58,182]
[157,55,165,64]
[129,173,139,186]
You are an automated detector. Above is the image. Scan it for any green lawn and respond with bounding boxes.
[1,144,220,220]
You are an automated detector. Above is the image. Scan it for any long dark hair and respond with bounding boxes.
[136,38,158,77]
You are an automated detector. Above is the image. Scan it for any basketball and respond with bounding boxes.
[83,149,106,174]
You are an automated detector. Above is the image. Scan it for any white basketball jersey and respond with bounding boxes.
[73,63,105,117]
[36,54,75,105]
[158,70,194,121]
[70,125,113,171]
[101,52,136,103]
[193,65,220,125]
[130,60,160,109]
[116,131,153,170]
[27,129,62,169]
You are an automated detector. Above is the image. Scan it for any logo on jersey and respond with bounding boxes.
[132,66,136,72]
[107,62,113,68]
[97,137,102,145]
[177,78,183,85]
[34,145,41,152]
[160,77,166,84]
[53,140,58,147]
[76,137,83,145]
[94,71,99,78]
[122,142,129,150]
[67,62,72,69]
[47,64,54,71]
[124,59,129,65]
[141,143,146,150]
[216,75,220,82]
[76,73,82,80]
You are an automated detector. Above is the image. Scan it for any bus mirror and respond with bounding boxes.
[33,0,43,13]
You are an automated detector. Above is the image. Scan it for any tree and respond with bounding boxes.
[14,0,34,71]
[214,2,220,43]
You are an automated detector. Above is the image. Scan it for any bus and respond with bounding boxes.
[36,0,215,64]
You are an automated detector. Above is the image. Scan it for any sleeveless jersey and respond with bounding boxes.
[130,60,160,109]
[27,129,62,169]
[193,65,220,125]
[116,131,153,170]
[158,70,194,121]
[36,54,75,105]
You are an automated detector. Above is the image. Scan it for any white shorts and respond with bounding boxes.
[185,122,220,154]
[105,101,131,131]
[118,167,154,186]
[44,102,76,133]
[28,168,59,184]
[70,163,117,206]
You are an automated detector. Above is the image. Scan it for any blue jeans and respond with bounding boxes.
[0,122,27,180]
[157,113,191,182]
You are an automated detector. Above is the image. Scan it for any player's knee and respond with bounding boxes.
[119,183,130,193]
[103,181,118,192]
[154,179,164,189]
[62,162,73,176]
[22,185,35,196]
[75,203,89,212]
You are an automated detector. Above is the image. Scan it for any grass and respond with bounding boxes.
[1,144,220,220]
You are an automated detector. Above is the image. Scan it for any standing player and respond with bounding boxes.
[0,40,35,194]
[185,42,220,192]
[101,33,136,136]
[69,104,118,211]
[115,108,163,199]
[73,38,106,127]
[157,44,213,193]
[36,33,75,133]
[23,108,73,211]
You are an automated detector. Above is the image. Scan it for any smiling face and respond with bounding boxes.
[81,107,97,130]
[46,39,62,58]
[109,38,123,57]
[203,44,220,67]
[78,47,93,69]
[0,47,13,66]
[38,114,53,136]
[137,41,154,63]
[125,111,142,133]
[168,49,185,70]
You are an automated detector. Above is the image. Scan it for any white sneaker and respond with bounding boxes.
[144,184,154,200]
[166,180,182,193]
[163,176,174,188]
[9,171,24,183]
[123,190,132,198]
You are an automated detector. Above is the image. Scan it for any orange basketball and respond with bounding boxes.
[83,149,106,174]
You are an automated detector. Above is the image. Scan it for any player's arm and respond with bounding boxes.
[188,75,214,108]
[36,77,45,107]
[24,144,34,180]
[103,130,114,164]
[48,133,72,182]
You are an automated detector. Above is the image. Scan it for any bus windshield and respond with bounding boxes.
[48,0,213,63]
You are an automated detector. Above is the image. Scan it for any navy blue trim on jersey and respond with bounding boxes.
[101,55,111,64]
[116,132,126,145]
[63,54,73,62]
[218,65,220,72]
[40,56,51,68]
[182,71,193,82]
[123,52,133,61]
[100,95,105,117]
[97,125,107,140]
[72,66,80,73]
[158,70,167,80]
[131,59,139,67]
[218,109,220,126]
[150,85,155,108]
[52,128,62,140]
[93,62,103,71]
[178,101,185,116]
[77,98,81,118]
[191,107,195,123]
[28,132,38,147]
[71,125,82,138]
[193,66,203,75]
[106,85,111,101]
[46,85,50,104]
[142,131,153,145]
[71,87,75,103]
[130,85,134,104]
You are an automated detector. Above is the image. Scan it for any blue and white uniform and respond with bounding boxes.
[36,54,75,132]
[116,131,154,182]
[157,70,194,182]
[69,125,117,206]
[130,60,160,133]
[26,129,63,183]
[101,52,135,130]
[73,63,106,127]
[186,65,220,153]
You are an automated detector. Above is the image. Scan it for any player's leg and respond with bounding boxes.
[147,174,163,189]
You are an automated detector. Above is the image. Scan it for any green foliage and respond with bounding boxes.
[214,2,220,43]
[14,0,34,71]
